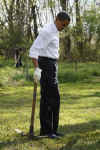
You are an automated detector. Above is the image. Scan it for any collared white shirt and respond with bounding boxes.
[29,22,59,59]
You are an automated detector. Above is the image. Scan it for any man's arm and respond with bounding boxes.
[32,58,38,68]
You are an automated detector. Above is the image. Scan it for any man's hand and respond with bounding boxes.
[34,67,42,82]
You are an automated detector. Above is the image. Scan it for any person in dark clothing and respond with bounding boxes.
[15,48,23,68]
[29,11,70,138]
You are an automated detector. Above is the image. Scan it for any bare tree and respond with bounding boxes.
[59,0,71,60]
[75,0,84,59]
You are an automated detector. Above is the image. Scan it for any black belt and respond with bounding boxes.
[39,56,57,62]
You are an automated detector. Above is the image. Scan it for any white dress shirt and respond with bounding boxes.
[29,22,59,59]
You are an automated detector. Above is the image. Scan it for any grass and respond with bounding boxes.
[0,58,100,150]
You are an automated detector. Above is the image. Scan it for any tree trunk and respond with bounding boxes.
[75,0,84,60]
[60,0,66,11]
[32,4,38,38]
[60,0,71,60]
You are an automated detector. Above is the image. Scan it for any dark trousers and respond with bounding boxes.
[38,57,60,135]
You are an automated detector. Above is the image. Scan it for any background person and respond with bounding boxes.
[15,48,23,68]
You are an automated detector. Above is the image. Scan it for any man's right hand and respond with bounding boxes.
[34,67,42,82]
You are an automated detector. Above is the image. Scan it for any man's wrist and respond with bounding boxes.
[32,58,38,68]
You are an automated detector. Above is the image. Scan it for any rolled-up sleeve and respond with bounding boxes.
[29,44,39,59]
[29,28,51,59]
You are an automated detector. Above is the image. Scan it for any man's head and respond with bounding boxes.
[55,11,70,31]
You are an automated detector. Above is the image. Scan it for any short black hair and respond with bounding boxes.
[56,11,70,22]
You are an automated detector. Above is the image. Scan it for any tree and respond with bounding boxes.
[59,0,71,60]
[0,0,39,58]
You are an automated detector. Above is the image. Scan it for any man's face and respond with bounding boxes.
[56,19,70,31]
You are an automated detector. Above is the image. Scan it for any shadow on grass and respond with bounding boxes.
[0,120,100,150]
[59,120,100,135]
[0,91,100,110]
[59,119,100,150]
[60,139,100,150]
[61,91,100,103]
[0,137,30,150]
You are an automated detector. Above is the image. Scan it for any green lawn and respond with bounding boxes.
[0,60,100,150]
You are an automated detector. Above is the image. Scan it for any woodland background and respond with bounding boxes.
[0,0,100,64]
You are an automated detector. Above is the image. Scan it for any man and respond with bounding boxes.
[29,11,70,138]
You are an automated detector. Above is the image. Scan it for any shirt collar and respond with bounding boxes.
[52,22,58,33]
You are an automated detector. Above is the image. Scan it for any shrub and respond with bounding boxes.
[58,71,89,83]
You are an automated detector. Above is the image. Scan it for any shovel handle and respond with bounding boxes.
[29,81,37,136]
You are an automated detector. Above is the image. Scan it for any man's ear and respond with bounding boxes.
[55,17,59,24]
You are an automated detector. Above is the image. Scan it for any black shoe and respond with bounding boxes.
[47,134,58,139]
[54,132,64,137]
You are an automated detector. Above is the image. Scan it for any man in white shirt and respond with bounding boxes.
[29,11,70,138]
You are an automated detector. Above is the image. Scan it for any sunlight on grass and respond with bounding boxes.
[0,61,100,150]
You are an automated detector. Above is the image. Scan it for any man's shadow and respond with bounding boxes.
[59,119,100,150]
[1,119,100,150]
